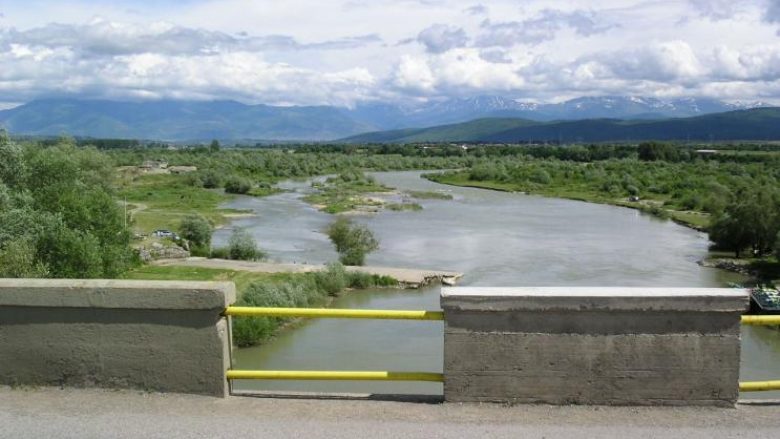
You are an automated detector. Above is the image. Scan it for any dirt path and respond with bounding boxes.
[152,257,463,288]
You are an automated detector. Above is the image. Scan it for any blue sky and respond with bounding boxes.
[1,0,780,107]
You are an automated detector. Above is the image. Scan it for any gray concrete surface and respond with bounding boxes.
[441,287,749,406]
[0,279,235,397]
[1,387,779,439]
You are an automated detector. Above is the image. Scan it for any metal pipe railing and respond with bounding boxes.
[224,306,444,320]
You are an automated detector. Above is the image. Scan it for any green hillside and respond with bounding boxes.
[342,108,780,143]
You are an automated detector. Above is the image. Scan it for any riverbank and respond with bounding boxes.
[424,172,711,231]
[698,257,780,287]
[152,257,463,289]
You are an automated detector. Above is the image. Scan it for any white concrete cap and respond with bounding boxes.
[0,279,236,309]
[441,287,749,312]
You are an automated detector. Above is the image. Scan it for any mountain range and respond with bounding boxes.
[342,108,780,143]
[0,96,772,141]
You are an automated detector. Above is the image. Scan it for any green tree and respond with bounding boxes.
[179,214,212,255]
[0,238,49,278]
[326,217,379,266]
[0,141,133,278]
[209,139,221,153]
[710,188,779,257]
[638,142,680,162]
[0,130,26,188]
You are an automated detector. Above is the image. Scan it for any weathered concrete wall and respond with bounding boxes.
[441,287,749,406]
[0,279,235,397]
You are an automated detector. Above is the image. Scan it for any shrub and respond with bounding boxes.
[314,262,347,295]
[0,238,49,278]
[326,217,379,266]
[200,170,222,188]
[209,246,230,259]
[179,214,212,252]
[228,228,264,261]
[224,176,252,194]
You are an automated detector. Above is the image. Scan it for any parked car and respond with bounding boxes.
[153,229,177,239]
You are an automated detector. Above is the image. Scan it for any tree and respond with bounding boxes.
[179,214,212,255]
[775,230,780,259]
[710,188,779,257]
[228,228,263,261]
[638,142,680,162]
[209,139,221,153]
[0,141,134,278]
[326,217,379,266]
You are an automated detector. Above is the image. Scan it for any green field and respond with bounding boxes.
[118,173,249,234]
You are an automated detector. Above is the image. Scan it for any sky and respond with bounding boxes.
[1,0,780,107]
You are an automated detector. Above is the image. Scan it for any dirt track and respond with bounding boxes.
[152,257,463,288]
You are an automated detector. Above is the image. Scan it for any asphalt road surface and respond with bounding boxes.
[2,387,780,438]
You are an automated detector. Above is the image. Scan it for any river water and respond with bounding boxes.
[215,170,780,398]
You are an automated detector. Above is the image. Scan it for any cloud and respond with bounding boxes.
[688,0,742,21]
[590,41,704,82]
[766,0,780,24]
[416,24,468,53]
[476,9,617,47]
[464,4,487,15]
[391,48,524,96]
[0,18,382,57]
[0,43,377,106]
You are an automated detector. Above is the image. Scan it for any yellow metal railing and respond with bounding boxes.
[227,370,444,382]
[224,306,444,321]
[225,306,443,383]
[740,315,780,326]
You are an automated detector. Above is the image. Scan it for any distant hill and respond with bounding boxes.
[0,97,773,142]
[341,108,780,143]
[0,99,376,141]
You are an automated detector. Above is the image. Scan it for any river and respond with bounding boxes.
[215,170,780,398]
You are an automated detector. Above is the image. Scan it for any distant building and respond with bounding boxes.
[695,149,718,155]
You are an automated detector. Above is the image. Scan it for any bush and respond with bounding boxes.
[179,214,212,250]
[228,228,264,261]
[209,246,230,259]
[0,238,49,278]
[230,267,399,347]
[231,275,324,347]
[224,176,252,194]
[326,217,379,266]
[200,170,222,188]
[314,262,347,295]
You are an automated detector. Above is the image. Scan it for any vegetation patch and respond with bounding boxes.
[303,170,392,214]
[407,190,453,200]
[386,202,423,211]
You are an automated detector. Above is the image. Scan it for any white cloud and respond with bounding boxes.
[0,1,779,105]
[476,9,617,47]
[416,24,468,53]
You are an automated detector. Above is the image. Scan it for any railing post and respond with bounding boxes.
[441,287,749,406]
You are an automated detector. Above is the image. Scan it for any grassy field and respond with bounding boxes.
[117,173,250,234]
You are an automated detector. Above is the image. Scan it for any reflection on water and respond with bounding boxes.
[221,170,779,398]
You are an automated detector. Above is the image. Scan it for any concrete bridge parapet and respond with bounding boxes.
[441,287,749,406]
[0,279,235,397]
